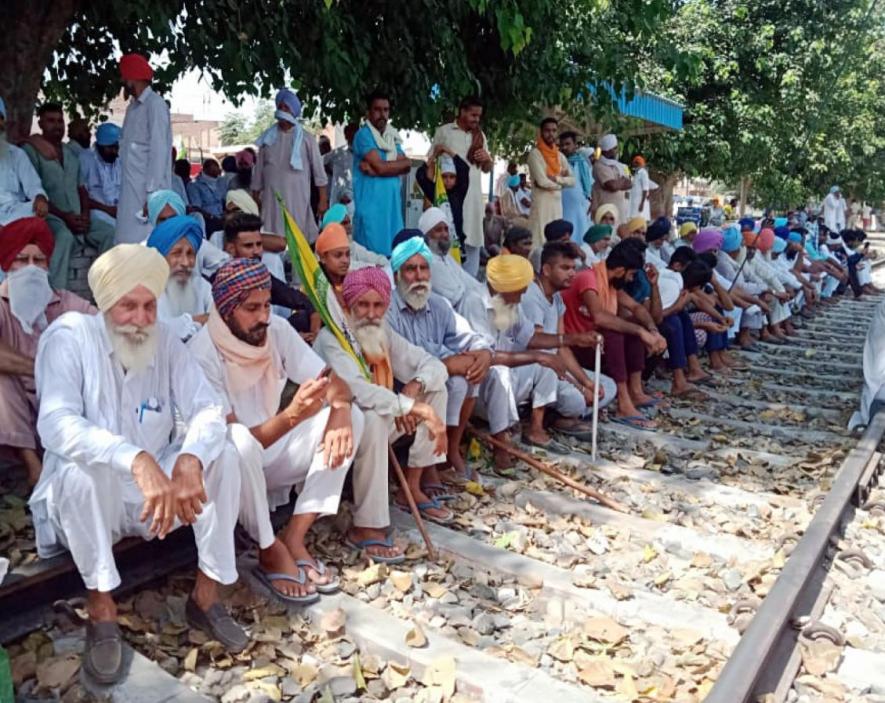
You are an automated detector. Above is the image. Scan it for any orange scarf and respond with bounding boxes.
[364,352,394,390]
[536,135,561,178]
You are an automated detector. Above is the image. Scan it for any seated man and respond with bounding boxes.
[0,218,94,485]
[22,103,115,289]
[467,255,593,468]
[502,225,533,258]
[739,226,795,340]
[529,218,585,272]
[522,241,616,413]
[30,245,250,684]
[146,215,212,341]
[562,239,668,429]
[79,123,121,228]
[582,223,613,266]
[419,206,486,322]
[386,235,494,483]
[313,267,450,530]
[717,224,773,348]
[0,96,49,226]
[190,258,364,598]
[322,203,390,270]
[187,158,226,233]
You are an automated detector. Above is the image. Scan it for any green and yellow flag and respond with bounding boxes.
[276,194,371,379]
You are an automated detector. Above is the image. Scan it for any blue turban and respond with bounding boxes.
[95,123,121,146]
[774,226,791,240]
[0,96,5,120]
[391,236,433,273]
[721,225,741,253]
[645,217,671,243]
[147,190,187,226]
[147,215,203,256]
[738,217,756,232]
[322,203,348,227]
[544,219,573,241]
[772,237,787,254]
[275,88,302,118]
[507,174,520,188]
[787,231,803,244]
[391,228,425,251]
[774,217,788,228]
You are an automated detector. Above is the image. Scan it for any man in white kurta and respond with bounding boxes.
[253,88,328,242]
[431,98,494,277]
[116,54,172,244]
[313,266,451,534]
[190,257,365,595]
[823,186,847,234]
[29,244,250,684]
[527,118,575,248]
[0,96,49,226]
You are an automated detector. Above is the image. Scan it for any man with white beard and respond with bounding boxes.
[146,215,212,341]
[313,266,451,536]
[29,244,252,684]
[0,218,95,485]
[465,254,588,471]
[385,235,495,484]
[0,97,50,226]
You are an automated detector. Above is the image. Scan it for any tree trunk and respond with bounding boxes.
[649,170,680,220]
[1,1,80,141]
[738,177,751,216]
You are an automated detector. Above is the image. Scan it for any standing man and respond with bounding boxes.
[629,155,651,220]
[253,88,328,242]
[324,123,358,207]
[592,134,632,225]
[22,103,115,290]
[558,131,592,245]
[527,117,574,248]
[0,96,49,225]
[352,90,411,257]
[431,96,494,277]
[79,123,122,228]
[823,186,847,234]
[117,53,173,244]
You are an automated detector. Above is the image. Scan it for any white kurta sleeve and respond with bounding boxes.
[145,96,172,194]
[307,134,328,188]
[387,327,448,392]
[16,148,47,201]
[36,325,143,476]
[527,149,562,191]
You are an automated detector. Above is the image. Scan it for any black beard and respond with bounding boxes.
[227,315,268,346]
[611,277,627,290]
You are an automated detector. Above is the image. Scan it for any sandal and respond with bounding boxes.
[422,483,456,502]
[636,397,666,409]
[610,415,656,431]
[294,558,340,594]
[345,531,406,564]
[521,435,571,454]
[673,388,709,402]
[253,565,320,605]
[397,497,454,525]
[83,620,125,685]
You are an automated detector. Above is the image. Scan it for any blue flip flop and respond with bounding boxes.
[252,566,320,605]
[610,415,656,431]
[397,497,454,525]
[422,483,456,502]
[344,532,407,564]
[294,558,340,595]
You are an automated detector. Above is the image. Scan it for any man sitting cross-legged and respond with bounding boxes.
[29,245,250,684]
[189,258,364,600]
[385,235,495,485]
[313,266,451,533]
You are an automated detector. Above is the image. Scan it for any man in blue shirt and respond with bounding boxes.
[187,158,225,233]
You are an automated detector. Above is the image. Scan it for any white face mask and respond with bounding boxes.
[7,265,53,334]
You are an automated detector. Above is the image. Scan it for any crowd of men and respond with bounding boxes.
[0,52,882,683]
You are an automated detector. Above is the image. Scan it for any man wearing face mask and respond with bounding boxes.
[253,88,328,242]
[116,53,172,244]
[0,217,95,485]
[79,123,122,228]
[0,96,49,227]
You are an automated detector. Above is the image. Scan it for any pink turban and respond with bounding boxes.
[756,228,776,253]
[342,266,391,309]
[692,228,724,254]
[235,149,255,168]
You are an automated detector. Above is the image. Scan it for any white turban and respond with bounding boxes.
[225,189,260,215]
[598,134,618,151]
[88,244,170,312]
[418,206,449,235]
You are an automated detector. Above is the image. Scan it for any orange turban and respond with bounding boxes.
[756,228,775,253]
[632,155,646,167]
[742,230,757,247]
[315,223,349,255]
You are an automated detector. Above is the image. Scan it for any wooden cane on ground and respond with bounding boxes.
[387,445,436,560]
[467,426,628,513]
[591,340,601,463]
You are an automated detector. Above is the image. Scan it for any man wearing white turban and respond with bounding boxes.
[591,133,632,226]
[29,244,253,684]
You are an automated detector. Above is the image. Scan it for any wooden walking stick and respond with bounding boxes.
[387,446,436,560]
[591,340,601,463]
[467,426,628,513]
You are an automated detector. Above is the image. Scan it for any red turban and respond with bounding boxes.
[756,228,775,253]
[119,54,154,81]
[0,217,55,271]
[342,267,391,309]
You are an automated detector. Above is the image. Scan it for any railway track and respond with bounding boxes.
[2,287,884,703]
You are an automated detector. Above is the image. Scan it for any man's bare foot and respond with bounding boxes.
[421,465,450,499]
[280,524,336,588]
[398,487,450,520]
[259,538,315,598]
[87,591,117,623]
[346,526,402,560]
[522,426,551,445]
[686,370,711,382]
[493,448,516,471]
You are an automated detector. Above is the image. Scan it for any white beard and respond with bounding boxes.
[105,316,158,373]
[396,278,431,310]
[351,319,389,358]
[489,294,519,332]
[164,275,200,317]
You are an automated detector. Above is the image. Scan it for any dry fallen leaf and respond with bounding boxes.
[183,647,198,672]
[35,654,79,691]
[382,661,411,690]
[244,663,286,680]
[547,637,575,662]
[800,638,843,676]
[583,616,628,645]
[578,659,617,688]
[320,608,347,634]
[423,582,448,599]
[421,656,456,697]
[389,571,412,593]
[405,625,428,648]
[357,563,389,587]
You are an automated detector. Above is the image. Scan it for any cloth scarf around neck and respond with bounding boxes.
[256,112,305,171]
[366,121,401,161]
[536,136,561,178]
[206,305,281,420]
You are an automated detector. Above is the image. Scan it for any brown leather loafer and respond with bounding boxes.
[83,620,125,684]
[185,598,249,653]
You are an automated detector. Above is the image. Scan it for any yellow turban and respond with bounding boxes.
[679,221,698,238]
[225,189,260,216]
[88,244,170,312]
[594,203,619,226]
[486,254,534,293]
[623,216,646,234]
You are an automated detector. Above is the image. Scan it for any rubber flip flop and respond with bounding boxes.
[344,532,406,565]
[522,435,571,454]
[610,415,656,431]
[397,498,454,525]
[252,566,320,605]
[295,559,340,594]
[636,397,666,409]
[422,483,456,502]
